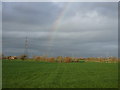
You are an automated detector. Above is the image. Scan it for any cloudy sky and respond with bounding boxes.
[2,2,118,57]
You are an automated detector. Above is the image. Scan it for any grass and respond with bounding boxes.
[2,60,118,88]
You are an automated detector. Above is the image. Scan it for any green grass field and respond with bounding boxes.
[2,60,118,88]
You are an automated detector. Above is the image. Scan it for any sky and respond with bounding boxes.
[2,2,118,57]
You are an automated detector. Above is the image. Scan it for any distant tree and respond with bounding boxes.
[19,54,28,60]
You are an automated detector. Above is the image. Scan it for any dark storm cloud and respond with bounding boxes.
[2,2,61,26]
[2,2,118,57]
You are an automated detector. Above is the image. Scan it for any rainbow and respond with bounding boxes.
[47,2,71,56]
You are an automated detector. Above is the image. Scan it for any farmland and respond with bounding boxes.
[2,60,118,88]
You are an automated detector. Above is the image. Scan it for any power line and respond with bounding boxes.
[24,36,28,57]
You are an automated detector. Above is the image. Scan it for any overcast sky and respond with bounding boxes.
[2,2,118,57]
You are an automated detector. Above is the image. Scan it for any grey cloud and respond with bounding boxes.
[64,2,118,19]
[2,2,118,57]
[2,2,62,26]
